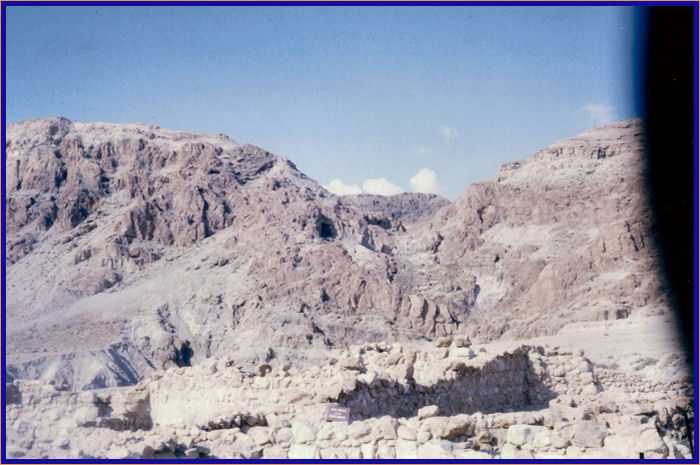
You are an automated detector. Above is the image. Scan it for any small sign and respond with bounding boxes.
[325,405,350,423]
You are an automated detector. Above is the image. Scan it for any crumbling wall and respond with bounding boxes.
[332,347,555,420]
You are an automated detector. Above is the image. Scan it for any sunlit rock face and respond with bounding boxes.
[4,117,692,459]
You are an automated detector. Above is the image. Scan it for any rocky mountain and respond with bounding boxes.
[4,117,693,460]
[405,120,662,341]
[5,117,452,389]
[4,117,665,391]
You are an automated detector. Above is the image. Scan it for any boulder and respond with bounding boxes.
[506,425,550,447]
[395,439,419,459]
[348,421,372,440]
[288,444,319,459]
[291,422,317,444]
[417,440,455,459]
[417,405,439,420]
[571,420,607,448]
[373,416,398,440]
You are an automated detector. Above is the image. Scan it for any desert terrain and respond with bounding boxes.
[4,117,694,459]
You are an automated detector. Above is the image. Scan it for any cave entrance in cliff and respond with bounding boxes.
[173,341,193,367]
[317,214,337,240]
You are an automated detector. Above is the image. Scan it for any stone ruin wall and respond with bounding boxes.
[333,347,556,420]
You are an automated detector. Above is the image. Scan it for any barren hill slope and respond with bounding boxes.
[400,119,664,341]
[5,117,450,388]
[5,117,667,390]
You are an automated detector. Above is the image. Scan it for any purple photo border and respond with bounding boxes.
[0,1,697,464]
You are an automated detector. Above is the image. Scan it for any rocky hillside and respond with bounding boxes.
[5,117,665,390]
[5,117,452,389]
[404,120,663,341]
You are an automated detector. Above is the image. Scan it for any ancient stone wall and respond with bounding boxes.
[333,347,555,420]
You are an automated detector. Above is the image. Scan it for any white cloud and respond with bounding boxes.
[362,178,404,196]
[439,125,459,142]
[323,178,363,196]
[410,168,438,194]
[584,103,614,125]
[324,177,403,196]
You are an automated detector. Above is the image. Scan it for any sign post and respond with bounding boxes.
[325,405,351,423]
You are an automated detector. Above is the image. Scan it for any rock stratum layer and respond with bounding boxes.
[4,117,693,459]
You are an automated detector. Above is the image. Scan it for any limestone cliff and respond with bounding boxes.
[5,117,664,390]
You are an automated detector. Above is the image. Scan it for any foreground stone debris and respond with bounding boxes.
[6,340,693,459]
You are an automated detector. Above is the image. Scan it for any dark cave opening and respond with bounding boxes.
[317,214,337,240]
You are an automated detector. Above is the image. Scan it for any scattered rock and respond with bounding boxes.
[435,337,452,348]
[418,405,439,420]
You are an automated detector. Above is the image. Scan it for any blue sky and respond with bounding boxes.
[5,5,642,199]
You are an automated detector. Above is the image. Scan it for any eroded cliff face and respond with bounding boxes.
[399,120,662,341]
[5,117,450,388]
[5,117,664,390]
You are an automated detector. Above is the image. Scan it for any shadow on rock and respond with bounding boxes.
[332,347,557,420]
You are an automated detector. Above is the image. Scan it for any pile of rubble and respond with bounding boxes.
[5,337,693,459]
